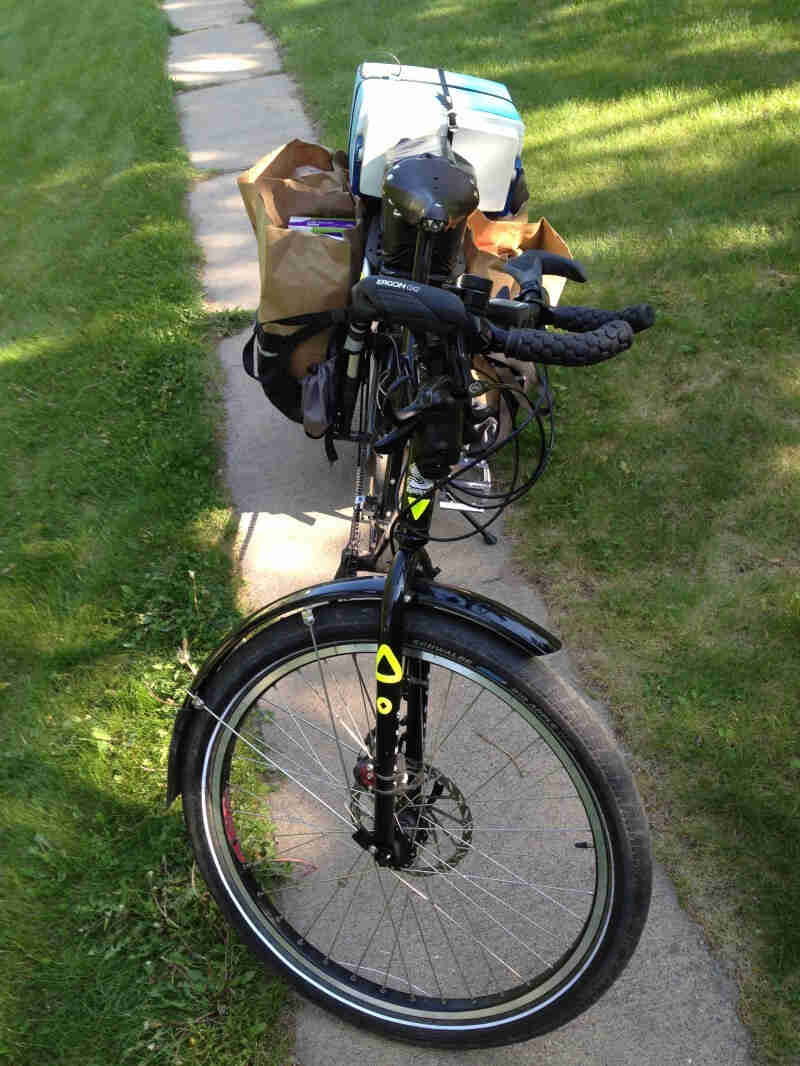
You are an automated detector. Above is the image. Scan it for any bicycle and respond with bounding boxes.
[167,128,655,1048]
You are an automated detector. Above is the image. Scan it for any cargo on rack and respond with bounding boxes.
[237,140,363,381]
[348,63,525,214]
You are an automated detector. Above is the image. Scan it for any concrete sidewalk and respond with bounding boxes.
[163,3,753,1063]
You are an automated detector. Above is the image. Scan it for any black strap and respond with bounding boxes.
[324,428,339,464]
[253,308,350,364]
[269,309,349,329]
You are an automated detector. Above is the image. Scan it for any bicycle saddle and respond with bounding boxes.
[382,150,480,231]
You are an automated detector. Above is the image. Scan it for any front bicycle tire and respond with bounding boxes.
[180,598,651,1048]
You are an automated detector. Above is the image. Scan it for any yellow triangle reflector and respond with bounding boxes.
[375,643,403,684]
[407,496,430,521]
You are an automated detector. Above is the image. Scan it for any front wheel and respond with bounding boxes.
[180,599,651,1048]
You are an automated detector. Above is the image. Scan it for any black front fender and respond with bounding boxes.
[166,576,560,805]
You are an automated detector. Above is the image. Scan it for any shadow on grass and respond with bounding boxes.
[2,751,291,1063]
[2,754,175,1053]
[253,0,798,142]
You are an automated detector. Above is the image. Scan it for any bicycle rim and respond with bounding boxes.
[195,633,616,1036]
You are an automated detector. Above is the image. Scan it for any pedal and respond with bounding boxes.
[447,458,493,498]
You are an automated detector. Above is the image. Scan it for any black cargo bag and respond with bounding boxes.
[243,311,347,430]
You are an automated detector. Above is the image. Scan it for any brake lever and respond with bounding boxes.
[504,250,588,287]
[393,376,460,422]
[373,376,462,455]
[501,251,588,310]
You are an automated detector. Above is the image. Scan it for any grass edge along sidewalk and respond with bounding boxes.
[249,0,800,1062]
[0,1,291,1063]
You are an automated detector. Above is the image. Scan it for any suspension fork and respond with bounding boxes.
[369,471,435,866]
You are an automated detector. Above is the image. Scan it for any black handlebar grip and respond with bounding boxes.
[504,320,634,366]
[544,303,655,334]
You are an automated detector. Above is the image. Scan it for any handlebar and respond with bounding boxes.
[490,319,636,367]
[349,275,655,368]
[540,303,654,335]
[482,297,654,367]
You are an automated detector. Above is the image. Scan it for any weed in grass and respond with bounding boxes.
[202,308,258,339]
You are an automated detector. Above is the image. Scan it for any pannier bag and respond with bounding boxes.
[238,140,363,424]
[242,314,347,429]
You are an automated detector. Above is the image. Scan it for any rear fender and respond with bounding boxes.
[166,576,560,805]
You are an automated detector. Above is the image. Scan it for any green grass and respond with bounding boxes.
[3,0,797,1059]
[252,0,799,1061]
[0,1,290,1062]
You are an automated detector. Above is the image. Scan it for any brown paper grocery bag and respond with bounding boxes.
[465,206,573,410]
[465,208,572,307]
[238,140,362,378]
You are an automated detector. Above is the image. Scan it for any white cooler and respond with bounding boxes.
[348,63,524,214]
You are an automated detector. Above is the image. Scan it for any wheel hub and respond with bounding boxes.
[350,753,473,874]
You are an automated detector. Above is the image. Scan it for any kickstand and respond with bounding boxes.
[461,510,497,545]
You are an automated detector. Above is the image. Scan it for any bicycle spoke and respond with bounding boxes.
[254,697,339,784]
[354,873,402,980]
[325,657,374,755]
[390,871,524,983]
[353,654,377,746]
[236,807,344,837]
[409,893,445,1001]
[412,838,561,956]
[256,696,363,760]
[379,887,412,993]
[429,686,483,764]
[426,669,454,764]
[305,616,355,797]
[471,736,546,796]
[428,807,586,833]
[429,823,587,921]
[234,741,363,797]
[294,659,370,757]
[199,697,357,832]
[427,866,553,967]
[427,876,474,1000]
[301,849,368,942]
[459,874,594,895]
[324,860,371,962]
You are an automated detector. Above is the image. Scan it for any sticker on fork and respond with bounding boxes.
[406,495,431,520]
[375,643,403,683]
